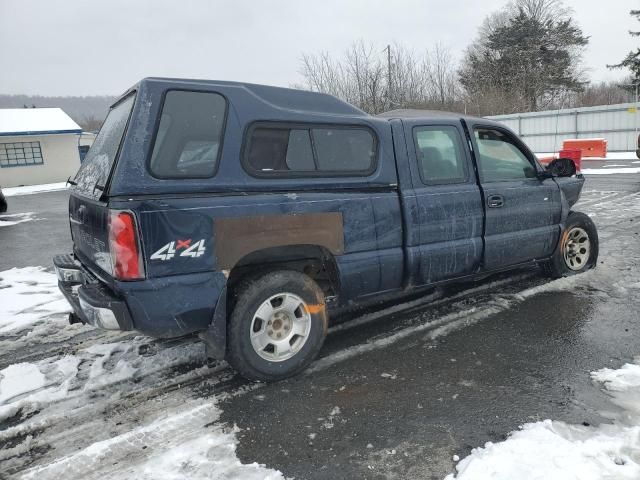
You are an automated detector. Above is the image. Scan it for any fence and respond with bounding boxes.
[487,102,639,153]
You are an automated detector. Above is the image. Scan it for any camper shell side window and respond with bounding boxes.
[242,122,378,177]
[148,90,228,179]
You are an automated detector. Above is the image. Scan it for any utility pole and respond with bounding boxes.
[384,44,392,105]
[626,83,640,149]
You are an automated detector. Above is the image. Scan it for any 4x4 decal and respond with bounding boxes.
[150,239,206,261]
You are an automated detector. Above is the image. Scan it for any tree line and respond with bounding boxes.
[299,0,635,116]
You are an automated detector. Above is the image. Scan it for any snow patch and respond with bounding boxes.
[592,363,640,393]
[446,359,640,479]
[582,167,640,175]
[0,363,45,404]
[22,401,284,480]
[535,151,639,161]
[0,356,80,420]
[0,267,69,333]
[0,211,36,227]
[2,182,68,197]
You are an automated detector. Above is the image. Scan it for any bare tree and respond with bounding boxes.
[300,41,386,113]
[300,41,460,114]
[425,43,459,108]
[570,79,632,107]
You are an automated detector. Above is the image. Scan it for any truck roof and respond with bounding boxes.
[377,108,487,123]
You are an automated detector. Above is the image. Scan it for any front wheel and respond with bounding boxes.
[226,270,328,382]
[544,211,599,278]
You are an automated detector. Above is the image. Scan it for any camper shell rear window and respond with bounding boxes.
[72,93,135,199]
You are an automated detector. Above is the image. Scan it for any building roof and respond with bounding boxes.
[0,108,82,136]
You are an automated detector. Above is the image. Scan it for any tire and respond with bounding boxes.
[544,211,599,278]
[226,270,328,382]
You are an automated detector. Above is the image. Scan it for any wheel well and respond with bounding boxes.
[226,244,340,305]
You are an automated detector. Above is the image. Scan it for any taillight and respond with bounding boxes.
[109,210,145,280]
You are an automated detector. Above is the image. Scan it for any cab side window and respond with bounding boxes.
[474,128,536,181]
[413,126,468,185]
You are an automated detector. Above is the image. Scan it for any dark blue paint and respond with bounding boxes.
[60,78,586,348]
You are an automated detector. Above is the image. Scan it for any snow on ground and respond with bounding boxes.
[0,267,69,332]
[446,360,640,480]
[2,182,67,197]
[0,212,36,228]
[536,151,639,161]
[0,266,281,479]
[582,167,640,175]
[21,400,283,480]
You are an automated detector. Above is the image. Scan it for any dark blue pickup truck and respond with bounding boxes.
[54,78,597,381]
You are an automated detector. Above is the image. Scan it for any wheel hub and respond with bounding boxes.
[268,312,292,339]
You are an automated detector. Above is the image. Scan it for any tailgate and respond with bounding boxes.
[69,193,112,276]
[68,92,136,278]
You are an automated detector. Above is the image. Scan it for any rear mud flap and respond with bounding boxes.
[199,286,227,360]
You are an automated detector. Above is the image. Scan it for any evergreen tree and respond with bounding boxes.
[459,0,588,113]
[608,10,640,84]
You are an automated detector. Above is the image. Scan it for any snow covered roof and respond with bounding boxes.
[0,108,82,136]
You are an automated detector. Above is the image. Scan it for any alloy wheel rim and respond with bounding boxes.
[563,227,590,271]
[250,292,311,362]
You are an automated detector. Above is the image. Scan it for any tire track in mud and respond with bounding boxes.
[2,186,638,477]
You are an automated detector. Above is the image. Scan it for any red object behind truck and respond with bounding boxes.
[562,138,607,158]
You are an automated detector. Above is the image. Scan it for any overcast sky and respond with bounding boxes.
[0,0,638,96]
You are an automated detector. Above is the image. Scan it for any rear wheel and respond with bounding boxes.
[544,211,598,278]
[226,270,328,382]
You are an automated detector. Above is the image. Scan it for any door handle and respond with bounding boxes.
[487,195,504,208]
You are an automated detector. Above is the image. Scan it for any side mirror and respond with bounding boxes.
[546,158,577,177]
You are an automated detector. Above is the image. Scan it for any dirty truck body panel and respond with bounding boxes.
[55,78,585,352]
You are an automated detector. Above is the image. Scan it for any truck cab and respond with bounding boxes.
[54,78,597,381]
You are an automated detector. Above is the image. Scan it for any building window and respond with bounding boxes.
[0,141,44,168]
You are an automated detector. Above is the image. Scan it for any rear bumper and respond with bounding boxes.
[53,253,227,341]
[53,254,133,331]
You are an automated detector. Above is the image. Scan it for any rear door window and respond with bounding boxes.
[245,125,376,175]
[413,126,468,184]
[72,94,135,198]
[149,90,227,178]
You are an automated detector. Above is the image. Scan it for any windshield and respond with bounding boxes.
[72,94,135,199]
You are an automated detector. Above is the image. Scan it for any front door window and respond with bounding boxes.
[474,128,536,181]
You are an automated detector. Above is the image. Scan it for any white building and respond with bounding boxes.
[0,108,88,188]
